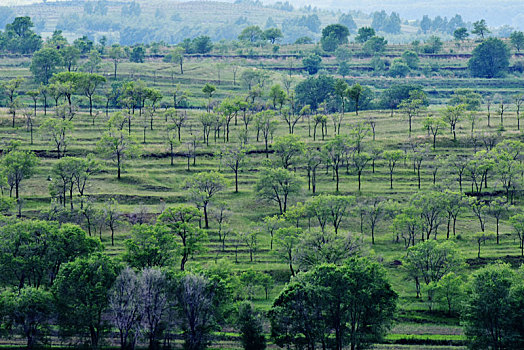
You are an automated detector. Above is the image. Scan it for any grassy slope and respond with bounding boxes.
[1,41,523,348]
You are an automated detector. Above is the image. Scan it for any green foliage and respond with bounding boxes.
[52,254,119,348]
[236,302,266,350]
[123,224,177,269]
[269,259,397,350]
[30,47,62,84]
[185,171,227,228]
[302,54,322,75]
[403,240,464,300]
[320,24,349,52]
[158,205,206,270]
[129,45,145,63]
[510,31,524,52]
[0,287,53,348]
[453,27,469,41]
[263,28,283,44]
[389,59,410,78]
[355,27,376,43]
[0,220,100,289]
[380,84,426,111]
[273,134,305,169]
[238,25,264,44]
[463,263,524,349]
[3,17,42,54]
[295,75,335,110]
[255,167,303,214]
[468,37,510,78]
[471,19,490,39]
[363,36,387,54]
[96,124,141,179]
[401,50,419,69]
[1,148,39,203]
[422,36,443,54]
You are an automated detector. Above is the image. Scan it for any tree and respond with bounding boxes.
[30,47,62,84]
[269,260,397,350]
[109,44,125,79]
[441,103,465,142]
[347,83,364,116]
[473,231,495,258]
[295,75,335,111]
[273,134,305,169]
[177,273,229,350]
[411,191,446,241]
[2,77,23,128]
[388,59,410,78]
[510,30,524,52]
[1,149,39,216]
[39,117,73,159]
[185,172,227,229]
[4,16,42,54]
[453,27,469,41]
[383,150,403,189]
[363,36,387,55]
[254,111,277,157]
[423,115,445,149]
[223,145,248,193]
[379,84,424,113]
[52,254,118,349]
[139,268,170,350]
[468,38,510,78]
[463,263,523,350]
[108,267,141,350]
[449,89,482,112]
[237,302,266,350]
[164,47,185,74]
[398,90,428,137]
[96,121,140,179]
[264,28,283,44]
[0,287,52,349]
[472,19,490,39]
[123,224,177,269]
[403,240,463,300]
[355,26,375,43]
[391,206,421,249]
[61,45,80,72]
[402,50,419,69]
[321,24,349,52]
[238,25,264,43]
[76,73,106,117]
[431,272,465,315]
[202,83,216,113]
[443,190,465,239]
[338,13,357,32]
[362,198,386,244]
[302,54,322,75]
[255,168,303,214]
[510,214,524,256]
[83,49,102,74]
[351,151,370,191]
[422,36,443,53]
[307,195,354,234]
[158,205,206,271]
[0,221,100,289]
[129,45,145,63]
